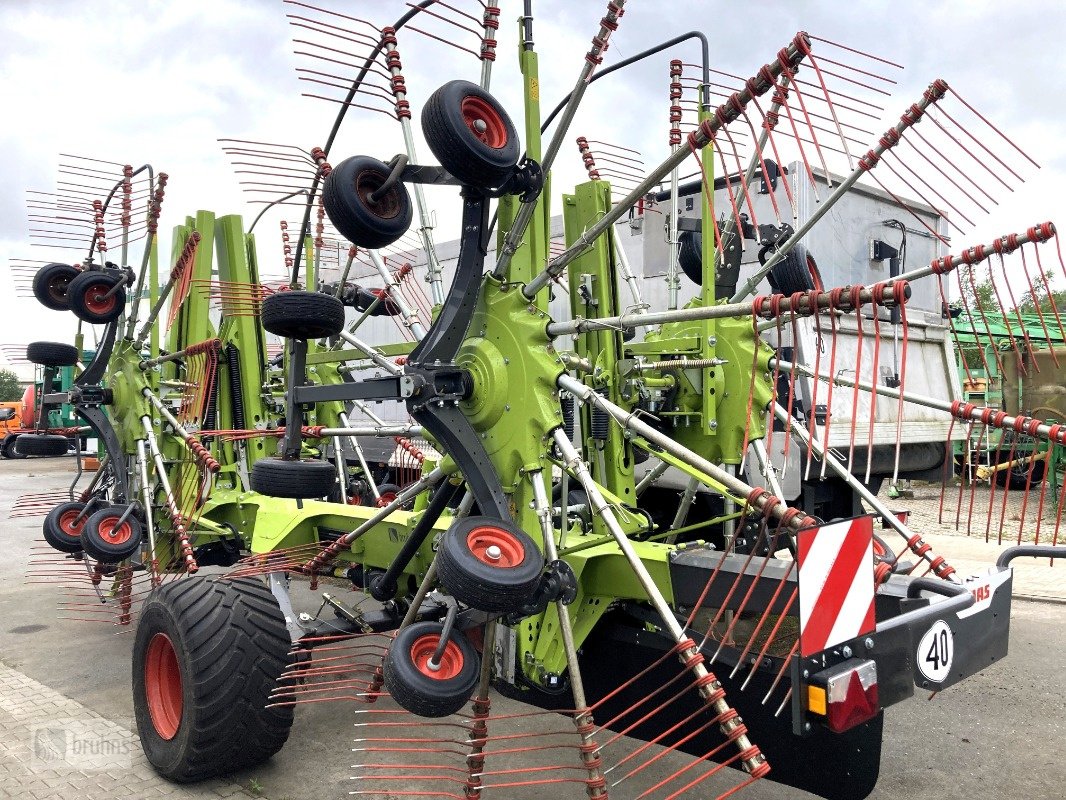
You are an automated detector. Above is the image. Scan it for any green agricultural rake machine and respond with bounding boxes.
[20,2,1066,798]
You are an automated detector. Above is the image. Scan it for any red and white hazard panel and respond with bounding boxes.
[797,515,876,658]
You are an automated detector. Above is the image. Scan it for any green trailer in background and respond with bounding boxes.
[953,309,1066,491]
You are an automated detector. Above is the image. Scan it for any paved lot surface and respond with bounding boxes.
[1,457,1065,800]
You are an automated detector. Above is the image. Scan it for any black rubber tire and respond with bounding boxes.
[383,621,480,718]
[374,482,402,507]
[81,505,144,563]
[422,80,520,188]
[261,291,345,340]
[133,576,294,782]
[16,434,69,457]
[996,456,1047,490]
[43,501,88,553]
[250,457,337,499]
[2,435,26,459]
[767,244,821,296]
[67,270,126,324]
[323,155,413,250]
[26,341,79,367]
[677,229,703,285]
[436,515,543,613]
[33,262,80,311]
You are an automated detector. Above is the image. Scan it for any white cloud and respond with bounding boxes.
[1,0,1063,361]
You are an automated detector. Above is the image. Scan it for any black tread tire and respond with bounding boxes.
[436,516,543,613]
[261,291,345,340]
[133,576,294,782]
[43,501,88,553]
[67,270,126,324]
[250,457,337,499]
[767,244,820,296]
[323,155,413,250]
[374,482,403,507]
[33,263,80,311]
[997,457,1047,490]
[383,621,480,718]
[678,230,703,285]
[26,341,79,367]
[2,435,26,459]
[16,434,69,457]
[422,80,520,188]
[81,505,143,563]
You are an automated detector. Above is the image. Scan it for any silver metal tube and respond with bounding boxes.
[547,280,906,337]
[552,429,758,767]
[494,0,628,279]
[332,437,348,504]
[368,250,427,338]
[670,477,699,534]
[667,143,681,310]
[338,330,403,375]
[338,411,380,500]
[730,81,950,302]
[751,438,785,499]
[524,36,809,299]
[399,122,444,307]
[143,388,197,441]
[614,233,646,309]
[140,416,197,572]
[775,355,1066,450]
[559,374,806,530]
[135,439,158,572]
[312,425,421,438]
[334,467,446,550]
[772,402,959,582]
[530,470,594,712]
[635,460,670,496]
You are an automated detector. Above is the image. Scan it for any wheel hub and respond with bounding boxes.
[145,632,183,740]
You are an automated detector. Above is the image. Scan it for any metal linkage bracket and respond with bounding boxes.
[503,560,578,624]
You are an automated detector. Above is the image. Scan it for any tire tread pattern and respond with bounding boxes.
[133,576,294,782]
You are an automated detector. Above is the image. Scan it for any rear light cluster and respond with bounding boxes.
[805,658,880,733]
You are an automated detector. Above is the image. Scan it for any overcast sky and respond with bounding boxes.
[1,0,1063,366]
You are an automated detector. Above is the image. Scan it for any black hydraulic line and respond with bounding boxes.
[876,578,973,634]
[369,480,459,601]
[488,31,712,238]
[996,544,1066,568]
[540,31,711,133]
[289,0,441,287]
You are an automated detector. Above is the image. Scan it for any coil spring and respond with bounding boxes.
[202,376,218,443]
[225,344,246,430]
[591,389,609,441]
[561,393,576,439]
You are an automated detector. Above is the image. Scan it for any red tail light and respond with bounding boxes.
[806,658,880,733]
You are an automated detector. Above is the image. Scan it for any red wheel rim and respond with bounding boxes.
[409,634,464,680]
[355,170,402,219]
[58,509,85,537]
[376,492,398,507]
[84,283,118,315]
[466,525,525,568]
[461,96,508,148]
[97,516,133,545]
[145,633,183,740]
